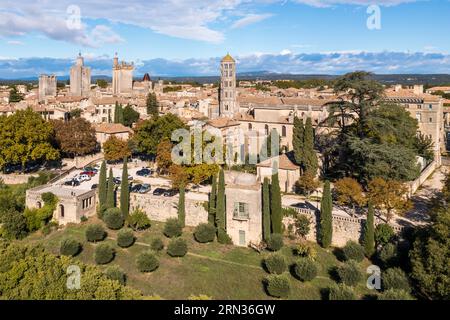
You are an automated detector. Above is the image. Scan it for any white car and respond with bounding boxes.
[76,174,91,182]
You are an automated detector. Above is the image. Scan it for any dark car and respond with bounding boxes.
[136,168,152,177]
[152,188,166,196]
[24,163,41,173]
[113,177,121,185]
[163,189,178,197]
[138,183,151,193]
[91,184,98,190]
[83,166,98,173]
[3,164,22,174]
[64,179,80,187]
[131,184,142,193]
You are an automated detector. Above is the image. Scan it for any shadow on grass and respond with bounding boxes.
[332,247,346,262]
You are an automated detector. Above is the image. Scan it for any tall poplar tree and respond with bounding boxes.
[178,184,186,227]
[320,180,333,248]
[292,116,305,168]
[363,202,375,257]
[216,169,226,232]
[208,174,217,226]
[262,177,271,241]
[98,161,107,208]
[270,165,282,234]
[120,158,129,218]
[106,168,115,209]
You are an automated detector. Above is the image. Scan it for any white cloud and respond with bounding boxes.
[7,40,24,45]
[231,13,273,29]
[280,49,292,55]
[291,0,421,7]
[90,25,124,44]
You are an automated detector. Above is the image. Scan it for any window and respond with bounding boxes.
[59,204,65,218]
[282,125,286,137]
[429,104,433,110]
[233,202,249,219]
[417,104,422,109]
[416,112,421,122]
[429,117,433,123]
[265,124,269,135]
[239,230,246,246]
[248,123,252,130]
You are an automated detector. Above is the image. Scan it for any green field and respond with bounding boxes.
[21,218,375,300]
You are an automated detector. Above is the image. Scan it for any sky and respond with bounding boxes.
[0,0,449,78]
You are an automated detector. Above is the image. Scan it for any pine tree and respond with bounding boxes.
[270,166,282,234]
[292,116,305,167]
[120,158,129,218]
[320,180,333,248]
[146,93,159,117]
[216,169,226,232]
[98,161,107,208]
[178,184,186,227]
[303,117,318,175]
[106,168,115,209]
[262,177,271,241]
[208,174,217,226]
[363,202,375,257]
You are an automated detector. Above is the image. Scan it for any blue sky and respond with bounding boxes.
[0,0,449,77]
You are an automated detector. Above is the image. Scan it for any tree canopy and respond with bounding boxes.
[52,118,97,157]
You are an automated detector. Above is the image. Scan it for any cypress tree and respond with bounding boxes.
[208,174,217,226]
[118,104,124,125]
[270,164,282,234]
[292,116,305,167]
[114,102,120,123]
[178,184,186,227]
[216,169,226,232]
[320,180,333,248]
[363,202,375,257]
[98,161,107,208]
[262,177,271,241]
[120,158,129,218]
[303,117,318,175]
[106,168,115,209]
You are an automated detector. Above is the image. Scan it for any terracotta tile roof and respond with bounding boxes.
[56,96,85,103]
[257,152,300,171]
[385,89,441,102]
[92,97,128,105]
[281,97,333,106]
[94,123,134,134]
[207,117,240,128]
[427,86,450,91]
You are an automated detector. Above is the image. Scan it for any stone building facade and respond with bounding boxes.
[70,53,91,97]
[38,74,57,102]
[112,54,134,95]
[219,53,237,118]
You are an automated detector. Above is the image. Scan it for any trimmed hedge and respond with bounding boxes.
[105,266,126,285]
[103,207,124,230]
[264,253,287,275]
[383,268,411,292]
[163,218,183,238]
[60,237,81,256]
[151,238,164,251]
[265,274,290,298]
[85,224,106,242]
[117,228,135,248]
[328,284,357,300]
[336,260,362,286]
[342,240,365,262]
[194,223,216,243]
[293,258,318,282]
[167,238,188,257]
[94,243,115,264]
[136,250,159,272]
[267,233,284,251]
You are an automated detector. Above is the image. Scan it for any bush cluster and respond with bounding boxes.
[127,208,151,231]
[264,253,287,275]
[167,238,188,257]
[136,250,159,272]
[336,260,362,286]
[328,284,357,300]
[267,233,284,251]
[383,268,411,292]
[103,208,124,230]
[342,241,365,262]
[265,274,290,298]
[151,238,164,251]
[94,243,115,265]
[217,228,232,244]
[85,224,106,242]
[293,258,318,282]
[163,218,183,238]
[117,228,135,248]
[378,243,398,268]
[105,266,126,285]
[59,237,81,256]
[378,289,414,300]
[194,223,216,243]
[375,223,394,246]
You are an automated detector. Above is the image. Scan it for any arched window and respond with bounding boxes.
[37,201,42,209]
[59,204,65,218]
[265,125,269,135]
[282,125,286,137]
[248,123,252,130]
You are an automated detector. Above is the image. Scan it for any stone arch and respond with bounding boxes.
[59,204,65,218]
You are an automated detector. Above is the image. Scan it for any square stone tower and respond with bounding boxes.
[112,53,134,95]
[38,74,57,102]
[219,53,237,118]
[70,53,91,97]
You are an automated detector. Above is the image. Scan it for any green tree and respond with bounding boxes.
[208,175,217,226]
[216,169,226,232]
[292,116,304,167]
[9,86,24,102]
[103,136,131,162]
[263,177,271,241]
[52,117,97,157]
[96,79,108,89]
[178,184,186,227]
[120,158,129,218]
[106,168,115,209]
[363,202,375,257]
[122,104,140,127]
[98,161,107,208]
[320,181,333,248]
[270,168,282,234]
[146,92,159,117]
[303,117,318,174]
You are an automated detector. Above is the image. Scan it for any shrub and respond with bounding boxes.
[151,238,164,251]
[85,224,106,242]
[136,250,159,272]
[292,242,317,260]
[294,214,311,238]
[94,243,115,264]
[117,228,135,248]
[342,240,365,262]
[265,274,290,298]
[105,266,126,285]
[103,207,124,230]
[188,294,212,300]
[378,243,398,268]
[97,204,108,220]
[264,253,287,274]
[383,268,411,292]
[217,228,232,244]
[163,218,182,238]
[375,223,394,246]
[80,216,88,222]
[60,237,81,256]
[378,289,414,300]
[267,233,284,251]
[167,238,188,257]
[336,260,363,286]
[194,223,216,243]
[328,284,357,300]
[293,258,318,281]
[127,207,151,231]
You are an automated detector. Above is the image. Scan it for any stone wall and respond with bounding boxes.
[0,173,37,185]
[407,160,437,196]
[129,193,208,227]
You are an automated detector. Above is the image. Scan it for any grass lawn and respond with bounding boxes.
[20,218,375,300]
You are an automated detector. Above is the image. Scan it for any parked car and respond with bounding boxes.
[80,171,96,177]
[64,179,80,186]
[138,183,151,193]
[76,174,91,182]
[113,177,121,185]
[163,189,178,197]
[3,164,22,174]
[128,175,134,181]
[136,168,152,177]
[24,163,41,173]
[131,184,142,193]
[152,188,166,196]
[91,184,98,190]
[83,166,98,173]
